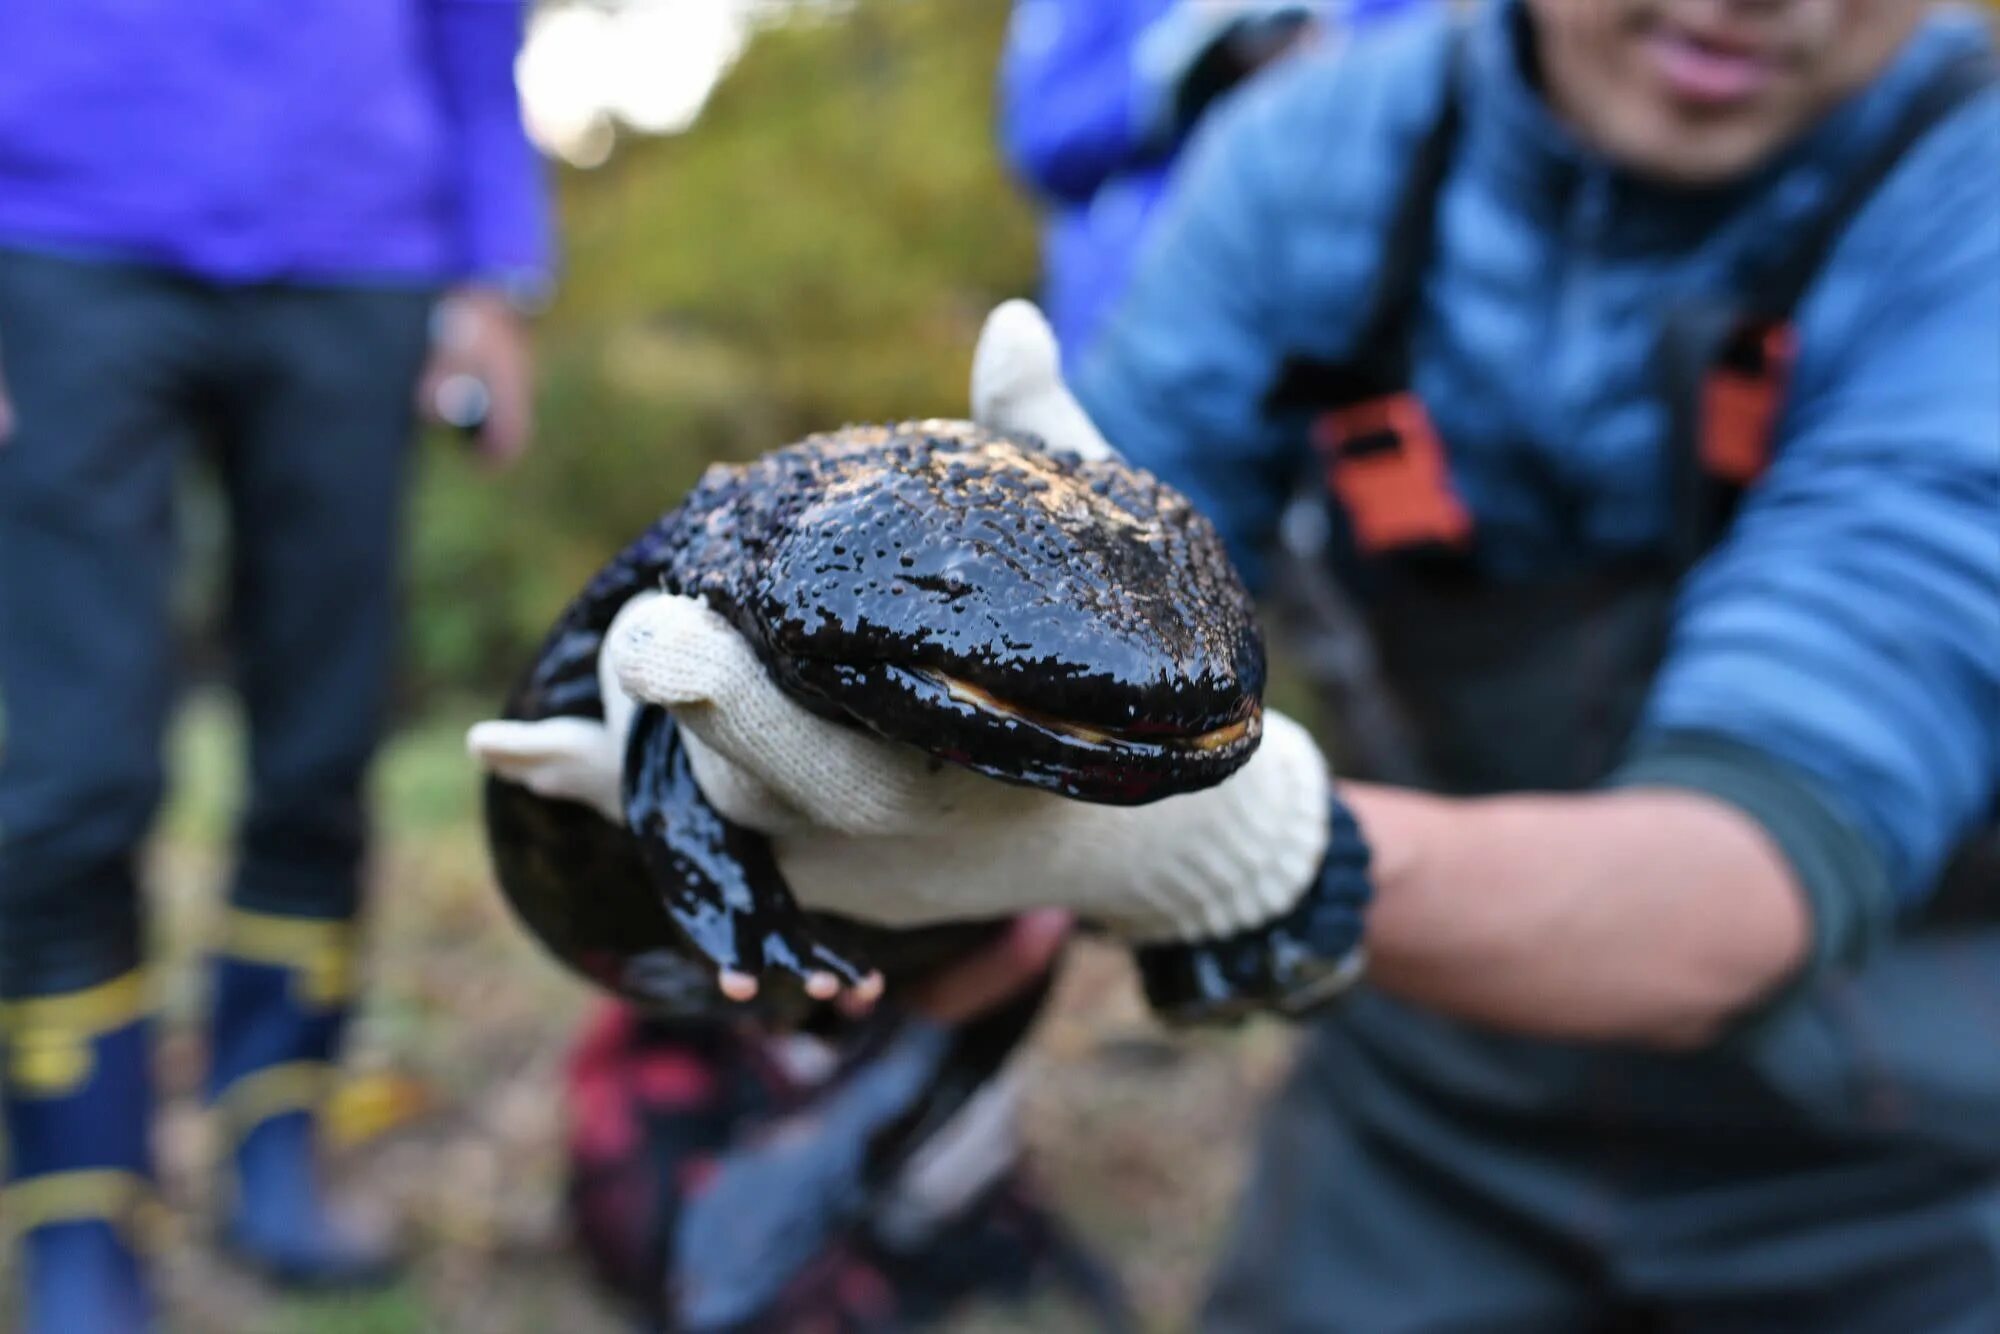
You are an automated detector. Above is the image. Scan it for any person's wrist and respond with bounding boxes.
[1339,782,1427,896]
[1257,789,1375,1014]
[430,286,530,359]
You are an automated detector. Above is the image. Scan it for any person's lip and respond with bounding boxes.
[1642,24,1779,108]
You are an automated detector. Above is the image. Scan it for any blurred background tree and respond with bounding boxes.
[402,0,1039,705]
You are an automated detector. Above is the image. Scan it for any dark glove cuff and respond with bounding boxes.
[1135,792,1373,1023]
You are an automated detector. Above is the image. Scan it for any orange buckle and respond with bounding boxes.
[1312,392,1472,555]
[1702,321,1794,486]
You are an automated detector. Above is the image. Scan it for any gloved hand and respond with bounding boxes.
[606,589,1330,943]
[474,301,1361,955]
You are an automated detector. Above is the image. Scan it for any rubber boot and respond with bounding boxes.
[1,970,158,1334]
[207,909,400,1289]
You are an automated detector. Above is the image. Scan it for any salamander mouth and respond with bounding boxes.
[771,656,1262,804]
[919,670,1256,754]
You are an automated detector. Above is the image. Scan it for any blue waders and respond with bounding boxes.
[0,252,429,1324]
[1,972,158,1333]
[208,909,398,1287]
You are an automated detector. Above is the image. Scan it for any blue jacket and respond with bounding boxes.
[1001,1,1426,365]
[1077,1,1999,954]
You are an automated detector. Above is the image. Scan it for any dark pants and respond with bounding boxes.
[1206,930,2000,1333]
[0,250,432,998]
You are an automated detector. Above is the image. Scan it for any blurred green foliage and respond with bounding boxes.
[405,0,1040,703]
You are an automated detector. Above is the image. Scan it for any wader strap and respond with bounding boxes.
[1310,392,1472,555]
[1662,48,1999,564]
[1265,24,1469,560]
[1755,49,1998,321]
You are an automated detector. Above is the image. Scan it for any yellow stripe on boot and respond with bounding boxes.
[0,971,150,1097]
[217,910,355,1008]
[213,1060,333,1141]
[0,1169,165,1249]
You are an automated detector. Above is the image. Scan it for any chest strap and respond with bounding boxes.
[1267,26,1466,558]
[1268,37,1995,569]
[1668,46,1998,560]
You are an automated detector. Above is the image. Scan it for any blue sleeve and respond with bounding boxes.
[427,0,554,285]
[1639,95,2000,907]
[999,0,1170,204]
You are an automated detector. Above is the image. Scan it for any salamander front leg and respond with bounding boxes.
[624,704,879,1006]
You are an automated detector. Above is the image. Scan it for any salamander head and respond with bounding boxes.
[670,421,1265,804]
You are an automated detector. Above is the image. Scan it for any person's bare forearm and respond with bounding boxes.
[1346,784,1812,1048]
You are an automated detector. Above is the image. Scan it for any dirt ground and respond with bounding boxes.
[2,702,1301,1333]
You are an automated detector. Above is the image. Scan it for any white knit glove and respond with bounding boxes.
[472,301,1335,945]
[606,589,1329,943]
[969,300,1115,462]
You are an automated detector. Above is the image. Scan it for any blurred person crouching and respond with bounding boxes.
[999,0,1431,370]
[0,2,551,1329]
[563,1004,1132,1333]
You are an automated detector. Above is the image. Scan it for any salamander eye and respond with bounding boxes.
[901,572,975,601]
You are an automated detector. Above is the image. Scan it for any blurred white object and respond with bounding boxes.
[430,372,492,434]
[517,0,762,165]
[875,1067,1025,1248]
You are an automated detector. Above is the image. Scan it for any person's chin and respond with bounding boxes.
[1602,102,1795,188]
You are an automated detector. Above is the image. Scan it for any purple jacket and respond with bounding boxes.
[0,0,550,287]
[1000,0,1177,367]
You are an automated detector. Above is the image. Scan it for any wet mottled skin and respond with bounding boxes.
[513,420,1265,804]
[714,422,1263,775]
[485,420,1267,1013]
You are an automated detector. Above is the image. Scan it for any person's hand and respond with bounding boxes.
[0,344,15,446]
[902,910,1074,1025]
[603,590,1334,942]
[417,286,536,467]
